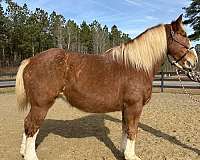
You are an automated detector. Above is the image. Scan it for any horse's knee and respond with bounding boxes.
[124,120,138,140]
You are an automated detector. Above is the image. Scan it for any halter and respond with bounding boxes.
[167,28,194,67]
[166,28,200,103]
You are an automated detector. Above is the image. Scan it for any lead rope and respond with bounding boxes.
[175,68,200,103]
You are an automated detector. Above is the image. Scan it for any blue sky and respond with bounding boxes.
[7,0,199,45]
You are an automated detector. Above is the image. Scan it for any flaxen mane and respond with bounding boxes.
[108,24,167,72]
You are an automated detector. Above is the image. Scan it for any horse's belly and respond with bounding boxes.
[63,89,122,113]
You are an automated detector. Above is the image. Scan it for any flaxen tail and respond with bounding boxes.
[15,59,30,111]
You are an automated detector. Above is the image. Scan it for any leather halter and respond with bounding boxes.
[167,28,194,66]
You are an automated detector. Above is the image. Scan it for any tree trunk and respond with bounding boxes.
[2,47,5,61]
[67,32,71,50]
[32,43,35,56]
[57,26,63,49]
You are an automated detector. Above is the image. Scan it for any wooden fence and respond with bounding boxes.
[0,72,199,90]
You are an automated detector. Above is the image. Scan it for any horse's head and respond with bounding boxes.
[167,14,198,71]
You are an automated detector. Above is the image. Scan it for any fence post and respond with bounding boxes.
[161,67,164,92]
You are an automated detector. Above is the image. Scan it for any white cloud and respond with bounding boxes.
[145,15,158,20]
[122,27,147,38]
[89,0,121,13]
[125,0,142,6]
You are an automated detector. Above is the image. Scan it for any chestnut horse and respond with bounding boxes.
[16,15,198,160]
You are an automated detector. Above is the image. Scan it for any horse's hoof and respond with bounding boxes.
[20,153,24,158]
[134,156,141,160]
[20,147,25,157]
[24,156,39,160]
[125,155,141,160]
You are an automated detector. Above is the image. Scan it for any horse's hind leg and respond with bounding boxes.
[22,104,51,160]
[122,101,143,160]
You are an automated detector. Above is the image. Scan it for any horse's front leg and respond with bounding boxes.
[121,101,143,160]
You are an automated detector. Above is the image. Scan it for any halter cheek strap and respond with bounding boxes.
[170,30,194,50]
[167,28,194,67]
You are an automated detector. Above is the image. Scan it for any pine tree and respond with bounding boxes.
[5,0,25,64]
[64,19,80,51]
[0,0,131,66]
[102,25,110,51]
[31,8,50,53]
[184,0,200,40]
[110,25,121,47]
[121,33,131,43]
[49,11,65,49]
[90,20,105,53]
[0,3,7,66]
[80,21,92,53]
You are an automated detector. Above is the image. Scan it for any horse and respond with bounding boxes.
[15,15,198,160]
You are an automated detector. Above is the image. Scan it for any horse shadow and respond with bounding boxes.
[36,114,200,160]
[36,114,123,160]
[139,123,200,155]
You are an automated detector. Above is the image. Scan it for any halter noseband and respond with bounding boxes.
[167,28,194,66]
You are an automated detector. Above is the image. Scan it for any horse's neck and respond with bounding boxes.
[152,59,165,78]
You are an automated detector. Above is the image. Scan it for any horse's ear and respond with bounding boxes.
[171,14,185,33]
[176,14,183,23]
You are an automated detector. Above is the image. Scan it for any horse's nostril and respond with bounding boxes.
[186,61,191,67]
[186,61,195,69]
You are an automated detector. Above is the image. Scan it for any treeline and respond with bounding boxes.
[0,0,131,67]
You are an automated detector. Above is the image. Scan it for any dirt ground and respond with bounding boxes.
[0,93,200,160]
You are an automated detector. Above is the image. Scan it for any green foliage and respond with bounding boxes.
[184,0,200,41]
[0,0,131,67]
[49,11,65,48]
[0,3,7,44]
[110,25,121,47]
[80,21,93,53]
[64,19,80,51]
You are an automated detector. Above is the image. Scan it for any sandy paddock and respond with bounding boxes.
[0,93,200,160]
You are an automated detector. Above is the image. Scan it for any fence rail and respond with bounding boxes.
[0,72,199,90]
[0,81,15,88]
